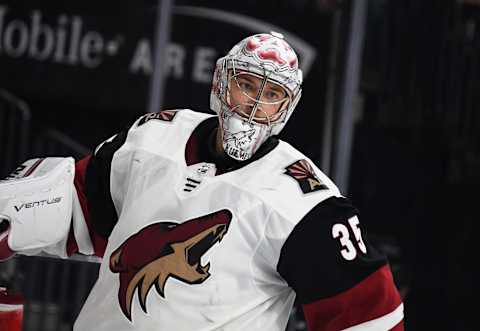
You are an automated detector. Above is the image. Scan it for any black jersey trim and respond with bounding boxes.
[85,130,128,239]
[277,196,387,304]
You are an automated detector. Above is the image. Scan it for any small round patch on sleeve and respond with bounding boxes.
[284,159,328,194]
[137,110,178,126]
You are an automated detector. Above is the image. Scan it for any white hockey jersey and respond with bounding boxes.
[64,110,403,330]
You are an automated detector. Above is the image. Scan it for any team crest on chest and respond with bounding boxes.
[137,110,178,126]
[284,159,327,193]
[109,209,232,321]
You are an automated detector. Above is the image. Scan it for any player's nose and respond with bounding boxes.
[241,104,260,120]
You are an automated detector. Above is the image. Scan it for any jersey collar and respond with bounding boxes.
[185,116,279,174]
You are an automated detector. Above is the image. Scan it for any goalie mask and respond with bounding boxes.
[210,32,303,161]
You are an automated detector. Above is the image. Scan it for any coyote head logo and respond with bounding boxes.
[224,129,256,148]
[109,209,232,321]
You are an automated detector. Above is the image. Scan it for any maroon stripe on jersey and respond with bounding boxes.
[390,320,404,330]
[67,155,107,257]
[23,158,44,177]
[185,128,201,166]
[0,288,24,305]
[302,264,403,331]
[0,226,15,261]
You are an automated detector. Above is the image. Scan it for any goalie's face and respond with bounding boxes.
[226,71,290,125]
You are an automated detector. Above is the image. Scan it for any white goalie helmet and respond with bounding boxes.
[210,32,303,161]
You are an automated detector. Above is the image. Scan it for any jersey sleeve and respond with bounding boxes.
[66,129,129,258]
[66,110,189,257]
[277,197,404,331]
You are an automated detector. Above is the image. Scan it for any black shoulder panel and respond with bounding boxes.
[277,196,387,304]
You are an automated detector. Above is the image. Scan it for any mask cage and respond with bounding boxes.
[221,59,294,127]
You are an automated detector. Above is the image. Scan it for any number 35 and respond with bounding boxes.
[331,216,367,261]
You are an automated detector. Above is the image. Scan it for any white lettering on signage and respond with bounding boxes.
[129,39,152,74]
[165,43,185,79]
[53,15,68,63]
[0,6,122,68]
[3,19,29,57]
[0,6,217,82]
[81,31,104,68]
[29,11,54,60]
[192,47,216,83]
[129,39,215,83]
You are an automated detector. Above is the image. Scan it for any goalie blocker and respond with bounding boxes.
[0,157,79,260]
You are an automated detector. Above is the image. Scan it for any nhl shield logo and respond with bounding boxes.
[284,159,327,194]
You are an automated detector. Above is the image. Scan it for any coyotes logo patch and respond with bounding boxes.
[284,159,327,194]
[224,129,256,149]
[109,209,232,321]
[137,110,178,126]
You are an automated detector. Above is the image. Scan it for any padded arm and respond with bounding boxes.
[0,158,75,260]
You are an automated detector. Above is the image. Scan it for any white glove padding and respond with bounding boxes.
[0,157,75,259]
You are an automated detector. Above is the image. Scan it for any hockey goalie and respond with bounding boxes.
[0,32,404,330]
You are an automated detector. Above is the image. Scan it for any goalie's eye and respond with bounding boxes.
[264,88,285,102]
[237,80,254,93]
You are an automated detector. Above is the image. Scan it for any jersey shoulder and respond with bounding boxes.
[276,141,340,195]
[122,109,214,156]
[248,140,342,226]
[130,109,213,138]
[134,109,212,127]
